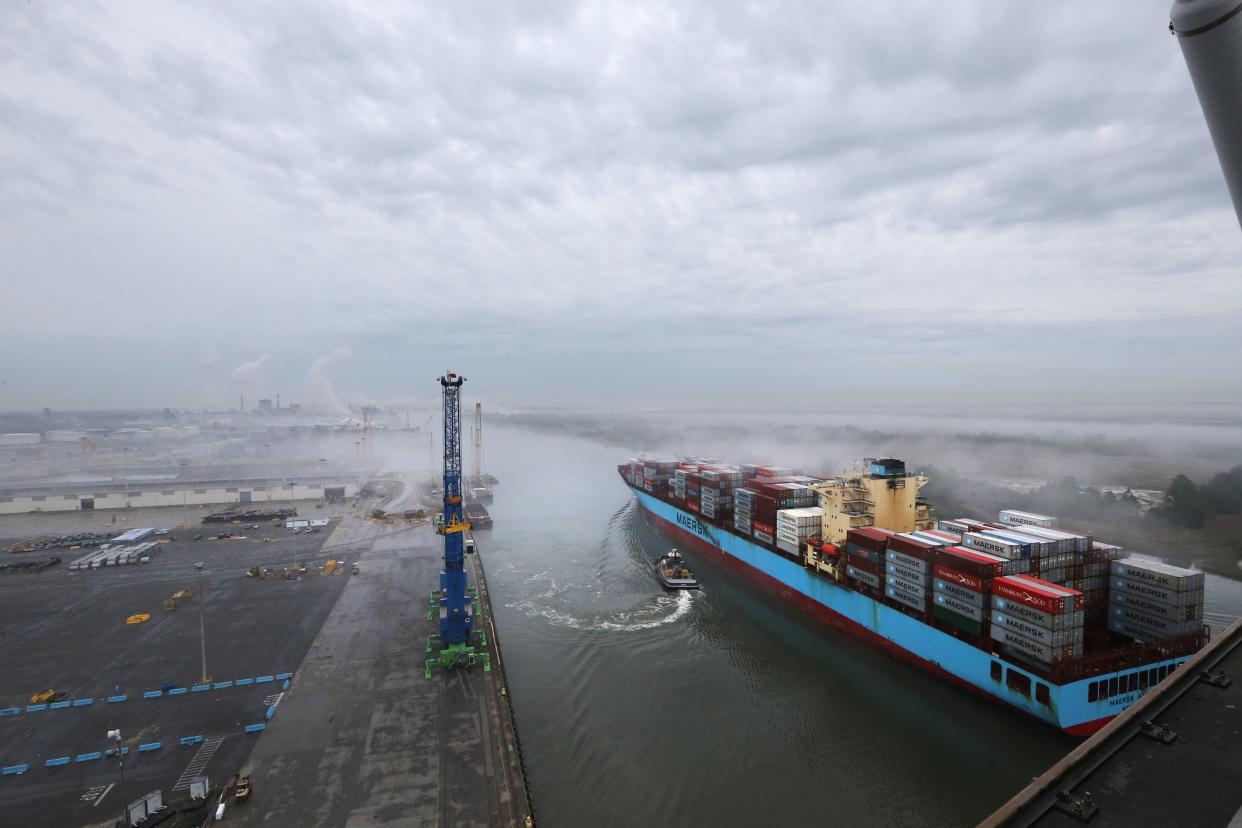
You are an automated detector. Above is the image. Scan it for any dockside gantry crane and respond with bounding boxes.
[425,372,489,679]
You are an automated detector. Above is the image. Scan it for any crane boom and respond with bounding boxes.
[472,402,483,485]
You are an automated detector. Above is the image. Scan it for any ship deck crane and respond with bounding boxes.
[425,372,489,679]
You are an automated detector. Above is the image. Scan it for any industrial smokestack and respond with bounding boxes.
[1170,0,1242,229]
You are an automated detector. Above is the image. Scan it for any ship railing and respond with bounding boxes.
[1037,627,1211,684]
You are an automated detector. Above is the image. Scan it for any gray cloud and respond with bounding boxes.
[1,1,1238,410]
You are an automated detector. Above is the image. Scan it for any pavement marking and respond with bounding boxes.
[172,735,225,791]
[82,782,114,806]
[262,692,282,707]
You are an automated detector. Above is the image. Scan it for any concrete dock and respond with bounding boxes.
[233,517,533,827]
[0,505,533,827]
[980,616,1242,828]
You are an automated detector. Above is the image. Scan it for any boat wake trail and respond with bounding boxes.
[510,589,693,632]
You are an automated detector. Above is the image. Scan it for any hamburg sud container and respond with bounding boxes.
[931,546,1008,637]
[845,528,889,592]
[1107,559,1205,642]
[776,507,822,556]
[989,575,1084,665]
[884,534,936,614]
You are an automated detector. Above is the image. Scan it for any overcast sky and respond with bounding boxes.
[2,1,1239,413]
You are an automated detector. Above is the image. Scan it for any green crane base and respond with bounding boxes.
[424,642,491,680]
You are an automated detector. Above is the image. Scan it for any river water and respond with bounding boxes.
[477,426,1242,827]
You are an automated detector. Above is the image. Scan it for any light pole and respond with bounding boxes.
[194,563,209,683]
[108,728,130,827]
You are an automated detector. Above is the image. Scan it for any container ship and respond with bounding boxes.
[619,457,1208,734]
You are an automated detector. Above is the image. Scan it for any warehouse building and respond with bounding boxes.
[0,475,358,515]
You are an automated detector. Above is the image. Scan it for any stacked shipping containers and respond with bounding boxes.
[990,575,1085,666]
[844,528,889,593]
[700,468,742,522]
[884,534,938,615]
[932,546,1008,637]
[1108,559,1205,641]
[776,507,822,557]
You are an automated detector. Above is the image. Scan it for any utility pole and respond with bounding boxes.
[194,563,209,683]
[108,729,130,827]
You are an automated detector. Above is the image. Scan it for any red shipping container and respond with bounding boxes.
[847,527,892,553]
[992,575,1081,614]
[686,501,700,514]
[935,546,1005,579]
[753,520,775,535]
[887,534,936,559]
[932,563,986,593]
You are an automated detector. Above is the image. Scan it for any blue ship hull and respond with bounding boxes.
[628,484,1193,734]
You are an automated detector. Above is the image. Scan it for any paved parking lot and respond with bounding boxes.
[0,504,365,827]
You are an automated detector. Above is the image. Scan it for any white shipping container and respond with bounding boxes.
[886,583,926,612]
[1108,605,1202,638]
[846,565,880,590]
[934,591,985,622]
[886,572,926,601]
[990,626,1078,665]
[998,509,1058,528]
[1108,590,1200,623]
[1110,559,1204,593]
[963,532,1023,559]
[991,595,1084,631]
[886,548,930,574]
[886,560,929,586]
[1110,577,1203,608]
[992,612,1082,647]
[933,579,987,607]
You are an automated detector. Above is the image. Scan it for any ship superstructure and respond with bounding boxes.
[620,457,1208,734]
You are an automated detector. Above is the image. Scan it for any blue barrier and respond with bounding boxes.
[180,735,203,746]
[281,679,289,691]
[107,695,127,703]
[255,675,274,684]
[72,698,93,707]
[49,701,71,710]
[212,681,233,690]
[75,752,102,763]
[44,757,70,767]
[168,687,187,696]
[191,684,210,693]
[275,672,293,680]
[235,678,253,686]
[265,705,276,720]
[0,708,20,717]
[143,690,163,699]
[25,704,47,713]
[138,742,161,752]
[2,764,28,775]
[243,723,266,733]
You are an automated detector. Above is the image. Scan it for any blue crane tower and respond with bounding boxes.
[425,371,490,678]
